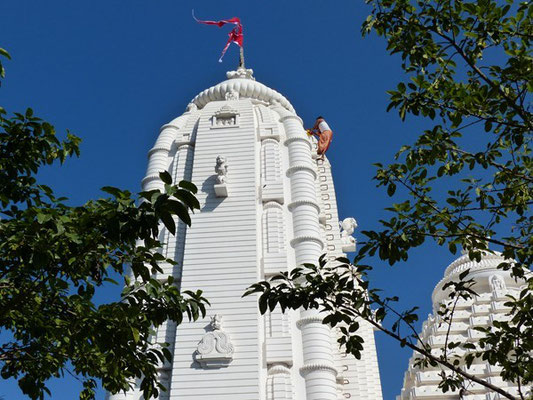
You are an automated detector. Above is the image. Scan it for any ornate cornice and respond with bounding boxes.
[263,201,283,210]
[190,69,295,114]
[141,174,161,185]
[432,250,522,304]
[290,235,324,249]
[288,200,320,212]
[174,140,194,148]
[296,315,323,328]
[286,165,317,179]
[443,251,509,279]
[261,137,280,145]
[279,114,304,125]
[300,363,338,376]
[159,124,180,133]
[267,365,291,375]
[147,146,171,156]
[284,136,313,150]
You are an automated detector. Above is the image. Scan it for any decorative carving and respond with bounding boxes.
[186,102,197,112]
[296,315,324,329]
[212,105,239,127]
[260,139,284,203]
[195,314,234,368]
[225,89,240,101]
[299,363,338,375]
[340,217,358,253]
[214,156,228,197]
[215,156,228,184]
[226,67,254,80]
[489,274,506,292]
[266,364,293,400]
[289,235,324,249]
[215,105,239,118]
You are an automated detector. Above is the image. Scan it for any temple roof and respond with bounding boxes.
[431,250,514,304]
[189,68,296,114]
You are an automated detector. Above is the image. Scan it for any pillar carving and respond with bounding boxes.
[262,202,287,275]
[142,124,179,192]
[267,364,293,400]
[271,104,337,400]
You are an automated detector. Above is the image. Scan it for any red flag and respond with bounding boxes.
[193,12,243,62]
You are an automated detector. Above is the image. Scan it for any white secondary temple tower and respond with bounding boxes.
[398,250,529,399]
[108,67,383,399]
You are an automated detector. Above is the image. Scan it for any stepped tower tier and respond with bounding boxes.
[107,67,383,400]
[398,250,529,400]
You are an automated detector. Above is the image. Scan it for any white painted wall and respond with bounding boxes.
[108,68,383,400]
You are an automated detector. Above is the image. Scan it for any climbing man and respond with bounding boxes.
[308,116,333,160]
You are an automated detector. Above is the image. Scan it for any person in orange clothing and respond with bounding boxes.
[309,116,333,160]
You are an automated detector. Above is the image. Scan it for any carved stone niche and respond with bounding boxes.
[212,105,239,128]
[195,314,234,368]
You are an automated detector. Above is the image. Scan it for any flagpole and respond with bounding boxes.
[239,46,245,68]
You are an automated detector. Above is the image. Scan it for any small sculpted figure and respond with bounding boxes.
[490,274,506,291]
[210,314,222,331]
[215,156,228,184]
[340,217,358,238]
[225,89,239,101]
[340,217,358,251]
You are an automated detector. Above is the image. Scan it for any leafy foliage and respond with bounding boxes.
[0,49,207,399]
[253,0,532,398]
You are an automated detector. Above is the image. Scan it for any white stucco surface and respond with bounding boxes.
[107,68,382,400]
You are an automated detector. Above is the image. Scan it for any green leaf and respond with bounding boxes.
[159,171,172,184]
[160,212,176,235]
[166,199,191,226]
[131,327,140,343]
[387,183,396,197]
[101,186,123,197]
[178,180,198,194]
[0,48,11,59]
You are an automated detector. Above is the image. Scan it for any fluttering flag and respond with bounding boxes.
[193,11,243,63]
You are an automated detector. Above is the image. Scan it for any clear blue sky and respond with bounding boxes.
[1,1,455,399]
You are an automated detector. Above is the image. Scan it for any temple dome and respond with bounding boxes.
[189,67,296,113]
[432,250,515,304]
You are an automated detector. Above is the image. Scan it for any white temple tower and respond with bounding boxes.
[108,67,383,400]
[398,251,529,399]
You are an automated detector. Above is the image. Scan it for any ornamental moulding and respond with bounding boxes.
[147,146,171,156]
[284,136,313,150]
[286,165,318,179]
[299,363,338,375]
[289,236,324,249]
[263,201,283,210]
[226,67,255,80]
[141,174,163,185]
[159,124,180,132]
[174,139,194,148]
[267,364,291,375]
[212,105,240,128]
[278,114,304,125]
[190,72,295,114]
[296,315,323,328]
[287,200,321,212]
